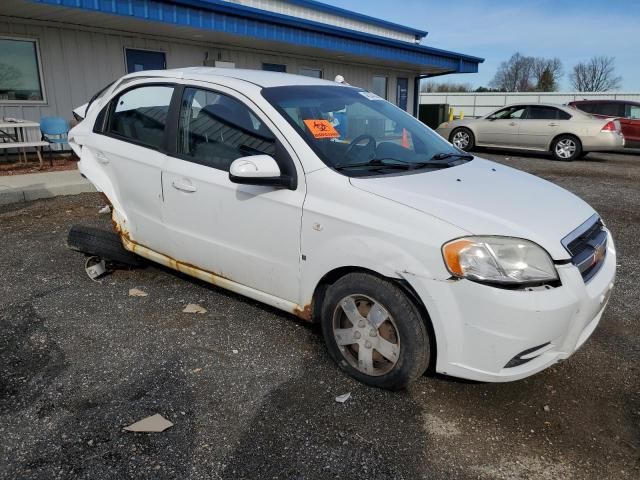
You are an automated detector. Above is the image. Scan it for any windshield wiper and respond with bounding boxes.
[334,159,414,171]
[430,152,474,162]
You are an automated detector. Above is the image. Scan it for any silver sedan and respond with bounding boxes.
[436,103,625,161]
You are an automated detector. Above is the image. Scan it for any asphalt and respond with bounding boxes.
[0,150,638,479]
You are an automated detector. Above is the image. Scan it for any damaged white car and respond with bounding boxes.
[68,68,616,390]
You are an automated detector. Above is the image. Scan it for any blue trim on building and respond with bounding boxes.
[31,0,483,73]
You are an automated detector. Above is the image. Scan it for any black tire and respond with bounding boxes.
[67,225,144,267]
[551,134,582,161]
[320,272,430,390]
[450,127,475,151]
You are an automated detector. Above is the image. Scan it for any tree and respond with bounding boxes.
[421,81,472,93]
[569,56,622,92]
[489,53,535,92]
[0,63,22,87]
[532,57,563,91]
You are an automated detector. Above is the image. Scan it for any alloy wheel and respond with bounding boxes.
[555,138,577,159]
[332,294,400,376]
[452,131,470,149]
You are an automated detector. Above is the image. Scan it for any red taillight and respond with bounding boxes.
[601,121,616,132]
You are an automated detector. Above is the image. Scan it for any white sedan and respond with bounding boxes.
[69,68,616,389]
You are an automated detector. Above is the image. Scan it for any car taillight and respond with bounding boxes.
[601,121,617,132]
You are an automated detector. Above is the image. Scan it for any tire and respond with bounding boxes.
[551,135,582,161]
[67,225,144,267]
[320,272,430,390]
[450,127,475,151]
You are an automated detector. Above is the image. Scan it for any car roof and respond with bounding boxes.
[122,67,340,88]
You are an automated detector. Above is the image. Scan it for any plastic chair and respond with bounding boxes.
[40,116,70,165]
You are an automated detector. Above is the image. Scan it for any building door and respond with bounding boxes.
[396,78,408,111]
[125,49,166,73]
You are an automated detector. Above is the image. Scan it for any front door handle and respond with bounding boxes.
[509,122,517,126]
[171,180,197,193]
[548,122,558,127]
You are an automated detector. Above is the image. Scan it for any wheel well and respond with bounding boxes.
[549,133,581,152]
[310,266,438,371]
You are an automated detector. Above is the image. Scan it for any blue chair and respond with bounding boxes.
[40,116,70,165]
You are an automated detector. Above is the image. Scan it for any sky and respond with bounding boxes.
[321,0,640,91]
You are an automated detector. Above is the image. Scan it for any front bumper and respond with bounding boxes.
[405,232,616,382]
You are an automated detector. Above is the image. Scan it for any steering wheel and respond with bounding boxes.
[344,134,377,158]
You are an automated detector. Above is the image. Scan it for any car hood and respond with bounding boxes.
[349,157,596,260]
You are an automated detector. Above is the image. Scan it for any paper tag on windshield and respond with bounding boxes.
[304,119,340,139]
[358,91,384,101]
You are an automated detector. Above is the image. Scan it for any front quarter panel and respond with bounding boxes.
[299,168,468,306]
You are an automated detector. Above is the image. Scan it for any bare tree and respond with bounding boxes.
[0,63,22,87]
[532,57,563,91]
[421,81,472,93]
[569,56,622,92]
[489,53,535,92]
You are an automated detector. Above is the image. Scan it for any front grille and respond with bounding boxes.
[562,214,608,282]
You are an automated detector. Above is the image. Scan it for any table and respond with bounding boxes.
[0,120,49,168]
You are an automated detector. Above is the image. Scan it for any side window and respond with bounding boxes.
[177,87,276,171]
[557,109,572,120]
[489,106,526,120]
[625,104,640,119]
[598,102,625,117]
[107,85,173,149]
[527,106,563,120]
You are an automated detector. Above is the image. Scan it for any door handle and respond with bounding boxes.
[548,122,558,127]
[96,151,109,164]
[171,180,197,193]
[509,122,517,126]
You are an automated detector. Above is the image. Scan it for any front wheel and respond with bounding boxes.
[551,135,582,161]
[320,273,430,390]
[450,127,475,151]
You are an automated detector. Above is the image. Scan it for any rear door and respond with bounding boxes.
[161,83,305,303]
[88,83,174,253]
[475,106,526,146]
[518,105,571,149]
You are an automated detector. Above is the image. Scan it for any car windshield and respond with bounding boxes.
[261,85,470,176]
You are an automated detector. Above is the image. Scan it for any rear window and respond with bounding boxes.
[107,85,174,150]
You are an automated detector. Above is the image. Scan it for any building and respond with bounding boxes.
[0,0,483,131]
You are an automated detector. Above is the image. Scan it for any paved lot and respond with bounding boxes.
[1,150,638,479]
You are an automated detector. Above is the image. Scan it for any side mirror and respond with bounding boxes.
[229,155,294,189]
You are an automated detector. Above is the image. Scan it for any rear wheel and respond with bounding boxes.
[450,127,475,151]
[551,135,582,161]
[320,272,430,390]
[67,225,143,267]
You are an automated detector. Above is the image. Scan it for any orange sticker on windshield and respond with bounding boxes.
[303,119,340,139]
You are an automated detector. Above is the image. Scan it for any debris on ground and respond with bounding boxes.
[232,349,239,354]
[98,205,111,214]
[335,393,351,404]
[192,368,203,373]
[543,405,551,412]
[128,288,148,297]
[123,414,174,433]
[84,256,110,282]
[182,303,207,314]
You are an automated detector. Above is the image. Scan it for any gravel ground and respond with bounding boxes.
[0,150,638,479]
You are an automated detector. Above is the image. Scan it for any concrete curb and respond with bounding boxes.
[0,170,96,206]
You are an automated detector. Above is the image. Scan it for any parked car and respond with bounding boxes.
[436,103,624,161]
[568,99,640,148]
[69,68,616,389]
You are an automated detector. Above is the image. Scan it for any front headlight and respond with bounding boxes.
[442,236,558,285]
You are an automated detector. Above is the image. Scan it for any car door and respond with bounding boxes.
[88,83,174,253]
[517,105,571,149]
[475,105,526,146]
[161,84,305,303]
[622,103,640,145]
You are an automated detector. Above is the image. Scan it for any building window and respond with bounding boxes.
[263,63,286,73]
[371,76,388,100]
[0,37,44,102]
[299,67,322,78]
[125,49,166,73]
